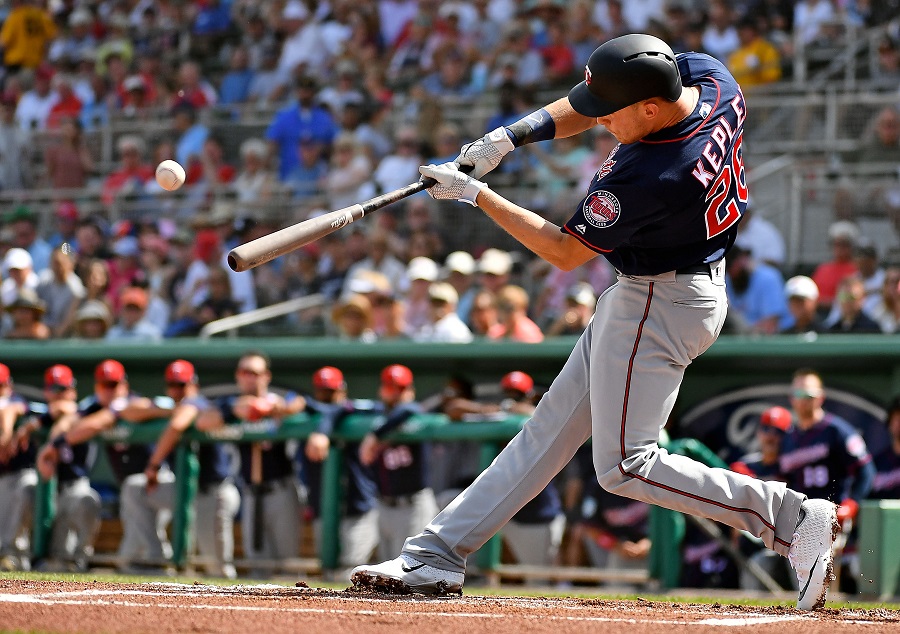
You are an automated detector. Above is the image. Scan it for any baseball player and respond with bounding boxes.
[0,363,37,571]
[38,359,176,572]
[198,351,306,576]
[353,34,840,610]
[359,365,439,561]
[300,366,380,569]
[869,397,900,500]
[143,360,241,579]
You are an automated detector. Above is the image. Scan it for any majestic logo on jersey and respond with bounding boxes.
[699,102,712,118]
[575,224,586,234]
[583,191,620,229]
[595,143,620,182]
[584,65,592,85]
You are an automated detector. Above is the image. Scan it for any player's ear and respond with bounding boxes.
[641,100,660,119]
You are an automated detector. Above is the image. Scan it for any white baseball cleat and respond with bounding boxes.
[351,554,464,596]
[788,498,839,611]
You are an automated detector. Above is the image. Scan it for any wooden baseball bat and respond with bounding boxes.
[227,178,435,272]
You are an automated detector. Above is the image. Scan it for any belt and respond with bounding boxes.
[676,262,712,275]
[380,493,418,508]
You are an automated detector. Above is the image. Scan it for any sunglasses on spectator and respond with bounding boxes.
[238,367,266,376]
[166,382,188,389]
[47,384,71,393]
[792,388,822,399]
[97,380,120,389]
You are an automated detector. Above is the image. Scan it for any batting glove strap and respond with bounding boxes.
[456,127,515,178]
[421,163,489,206]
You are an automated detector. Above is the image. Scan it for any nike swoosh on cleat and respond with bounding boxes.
[400,563,427,573]
[798,554,821,602]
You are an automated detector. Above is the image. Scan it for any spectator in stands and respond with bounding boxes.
[345,231,407,296]
[73,300,112,339]
[119,75,154,118]
[232,138,275,203]
[95,15,134,76]
[78,257,111,310]
[106,286,162,342]
[29,365,99,573]
[386,12,434,90]
[332,293,377,342]
[1,248,38,306]
[470,289,502,337]
[168,265,239,338]
[403,256,440,337]
[47,8,95,65]
[415,282,473,343]
[441,251,478,326]
[46,74,82,129]
[184,136,236,201]
[336,100,392,161]
[324,132,375,212]
[0,93,31,191]
[728,17,782,88]
[532,257,613,328]
[870,36,900,91]
[79,73,111,130]
[812,221,860,313]
[44,117,93,190]
[267,75,337,180]
[37,246,84,338]
[47,202,79,250]
[172,60,217,109]
[232,10,277,71]
[854,239,886,314]
[197,352,307,577]
[845,106,900,165]
[5,206,51,273]
[734,208,786,269]
[488,25,545,90]
[782,275,824,335]
[725,246,792,334]
[825,275,881,333]
[539,18,576,86]
[219,47,255,105]
[477,248,513,295]
[106,236,143,313]
[493,285,544,343]
[869,397,900,500]
[191,0,232,56]
[360,365,439,561]
[247,44,288,105]
[15,65,56,131]
[868,267,900,333]
[277,0,328,79]
[793,0,838,46]
[3,289,50,339]
[286,135,329,201]
[318,59,367,118]
[546,282,596,336]
[171,102,209,171]
[0,0,57,71]
[101,135,154,206]
[143,360,241,579]
[373,126,422,195]
[420,48,481,99]
[702,0,740,62]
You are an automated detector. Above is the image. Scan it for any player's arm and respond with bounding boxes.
[145,402,201,491]
[420,163,597,271]
[118,397,174,423]
[456,97,597,178]
[64,408,117,445]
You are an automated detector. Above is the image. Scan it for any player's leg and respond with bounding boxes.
[11,469,38,569]
[62,479,100,569]
[353,304,599,592]
[339,508,379,568]
[267,478,302,562]
[0,474,16,567]
[195,482,240,579]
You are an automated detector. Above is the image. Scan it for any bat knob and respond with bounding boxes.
[227,251,242,272]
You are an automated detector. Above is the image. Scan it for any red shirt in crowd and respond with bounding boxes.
[812,261,858,307]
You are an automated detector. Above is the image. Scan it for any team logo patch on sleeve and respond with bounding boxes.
[583,191,621,228]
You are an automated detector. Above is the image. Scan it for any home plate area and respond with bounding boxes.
[0,580,896,634]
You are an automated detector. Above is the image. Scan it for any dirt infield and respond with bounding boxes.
[0,580,897,634]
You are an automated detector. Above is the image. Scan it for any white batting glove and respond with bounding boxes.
[455,127,515,178]
[419,163,489,206]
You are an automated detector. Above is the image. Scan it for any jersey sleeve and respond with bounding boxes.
[563,182,666,254]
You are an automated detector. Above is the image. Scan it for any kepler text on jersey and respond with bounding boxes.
[690,94,747,189]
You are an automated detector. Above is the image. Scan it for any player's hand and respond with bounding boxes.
[246,396,274,421]
[419,163,488,206]
[455,127,515,178]
[837,498,858,524]
[145,465,159,493]
[304,432,330,463]
[619,537,651,559]
[37,445,59,480]
[358,432,383,466]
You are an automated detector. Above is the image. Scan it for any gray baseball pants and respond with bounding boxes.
[0,469,37,562]
[240,477,302,571]
[118,471,174,565]
[50,477,101,561]
[404,263,806,572]
[194,480,240,578]
[378,488,438,562]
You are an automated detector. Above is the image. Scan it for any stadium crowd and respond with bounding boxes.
[0,0,898,340]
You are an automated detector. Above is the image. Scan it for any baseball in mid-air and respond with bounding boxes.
[155,159,186,191]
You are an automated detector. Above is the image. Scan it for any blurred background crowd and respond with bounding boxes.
[0,0,899,341]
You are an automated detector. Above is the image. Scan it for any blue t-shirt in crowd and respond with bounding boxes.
[266,104,337,179]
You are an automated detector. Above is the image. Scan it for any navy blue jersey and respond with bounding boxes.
[0,394,32,475]
[373,401,429,497]
[179,395,231,487]
[578,477,650,543]
[779,413,873,503]
[563,53,747,275]
[870,448,900,500]
[300,398,378,517]
[216,393,294,482]
[80,394,152,483]
[733,451,784,482]
[512,483,562,524]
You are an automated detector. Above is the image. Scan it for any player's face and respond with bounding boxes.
[790,375,824,416]
[595,102,656,144]
[236,357,270,394]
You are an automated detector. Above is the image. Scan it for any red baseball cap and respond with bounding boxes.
[500,371,534,395]
[95,359,126,383]
[760,406,792,433]
[45,364,76,389]
[0,363,10,384]
[165,359,196,384]
[381,364,413,389]
[313,366,344,390]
